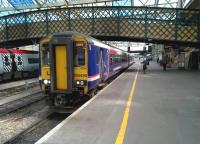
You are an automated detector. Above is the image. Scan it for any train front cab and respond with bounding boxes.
[40,35,88,107]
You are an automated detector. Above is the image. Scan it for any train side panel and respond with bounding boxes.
[88,45,101,91]
[88,44,129,91]
[10,49,39,78]
[0,48,13,80]
[0,49,12,73]
[22,54,39,72]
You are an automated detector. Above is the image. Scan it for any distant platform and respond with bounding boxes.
[0,78,38,91]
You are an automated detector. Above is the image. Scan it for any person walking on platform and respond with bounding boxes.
[142,58,147,74]
[162,55,167,71]
[157,57,159,63]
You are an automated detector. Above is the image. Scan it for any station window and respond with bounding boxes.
[42,44,49,65]
[74,46,85,67]
[28,58,39,64]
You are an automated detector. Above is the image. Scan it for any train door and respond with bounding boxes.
[103,49,109,80]
[50,38,73,93]
[55,46,68,90]
[8,52,16,72]
[99,49,104,80]
[99,49,109,81]
[9,52,17,79]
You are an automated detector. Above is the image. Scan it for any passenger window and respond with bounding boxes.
[28,58,38,64]
[74,47,85,67]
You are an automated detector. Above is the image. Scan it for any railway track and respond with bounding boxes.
[0,78,38,98]
[0,92,44,117]
[5,112,70,144]
[0,101,50,144]
[3,96,90,144]
[2,70,127,144]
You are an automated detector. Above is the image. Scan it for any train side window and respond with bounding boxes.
[42,44,49,65]
[96,51,99,64]
[4,56,10,66]
[28,58,39,64]
[74,47,85,67]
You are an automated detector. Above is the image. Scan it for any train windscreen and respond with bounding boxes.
[42,44,49,65]
[74,42,85,67]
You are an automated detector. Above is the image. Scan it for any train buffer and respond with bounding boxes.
[36,62,200,144]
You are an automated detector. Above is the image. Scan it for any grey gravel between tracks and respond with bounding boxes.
[0,100,50,144]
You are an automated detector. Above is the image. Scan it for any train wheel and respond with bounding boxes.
[88,89,97,98]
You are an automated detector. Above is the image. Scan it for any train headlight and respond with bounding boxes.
[80,81,84,86]
[76,80,86,86]
[43,79,51,85]
[44,80,48,84]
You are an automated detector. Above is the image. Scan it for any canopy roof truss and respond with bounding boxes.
[0,0,192,17]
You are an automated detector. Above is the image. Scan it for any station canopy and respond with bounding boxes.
[0,0,191,17]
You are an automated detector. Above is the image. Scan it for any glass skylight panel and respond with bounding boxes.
[183,0,191,7]
[132,0,179,7]
[113,0,132,6]
[0,0,12,7]
[10,0,34,7]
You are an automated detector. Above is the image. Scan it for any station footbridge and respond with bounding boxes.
[0,0,200,47]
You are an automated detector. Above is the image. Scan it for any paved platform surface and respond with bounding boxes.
[36,61,200,144]
[0,78,38,91]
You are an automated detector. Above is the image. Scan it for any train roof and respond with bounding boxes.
[0,48,10,53]
[11,49,38,54]
[0,48,38,54]
[53,31,128,53]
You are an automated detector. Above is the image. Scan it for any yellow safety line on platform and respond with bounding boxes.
[115,66,139,144]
